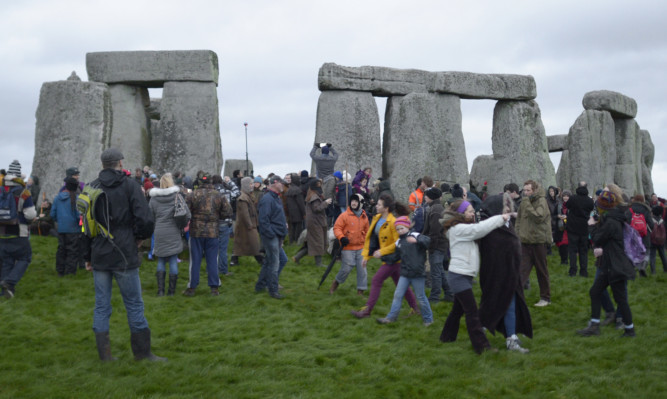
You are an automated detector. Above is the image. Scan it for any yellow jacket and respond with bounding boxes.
[363,212,399,261]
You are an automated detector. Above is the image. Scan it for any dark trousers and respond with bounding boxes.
[568,232,589,276]
[56,233,81,275]
[288,222,303,244]
[520,243,550,301]
[649,244,667,273]
[590,271,632,326]
[558,244,568,264]
[440,288,490,354]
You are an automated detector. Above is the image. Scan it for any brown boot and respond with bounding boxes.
[351,306,371,319]
[329,280,339,294]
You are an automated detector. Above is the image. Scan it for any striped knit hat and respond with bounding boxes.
[7,160,21,176]
[394,216,411,228]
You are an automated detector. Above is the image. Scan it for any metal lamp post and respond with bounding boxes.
[244,122,249,177]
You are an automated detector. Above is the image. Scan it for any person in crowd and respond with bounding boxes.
[439,198,510,354]
[285,173,306,244]
[422,187,454,303]
[29,198,56,237]
[310,143,339,180]
[408,177,427,212]
[546,186,560,255]
[334,171,352,220]
[376,216,433,326]
[629,194,654,275]
[149,174,190,296]
[564,182,594,277]
[504,183,522,212]
[331,193,369,295]
[255,175,289,299]
[515,180,552,307]
[252,176,264,204]
[576,190,636,338]
[59,166,85,193]
[478,193,532,353]
[350,194,420,319]
[82,148,164,361]
[27,175,40,201]
[212,175,239,277]
[183,173,231,297]
[556,190,571,265]
[134,168,144,185]
[305,179,331,268]
[1,160,37,299]
[231,177,263,266]
[352,167,372,196]
[649,205,666,274]
[440,183,452,207]
[51,177,81,276]
[232,170,243,191]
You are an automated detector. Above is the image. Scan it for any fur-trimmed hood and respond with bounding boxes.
[149,185,180,197]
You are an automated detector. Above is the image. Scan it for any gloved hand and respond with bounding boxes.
[340,237,350,247]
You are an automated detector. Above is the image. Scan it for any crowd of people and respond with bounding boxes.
[1,142,664,359]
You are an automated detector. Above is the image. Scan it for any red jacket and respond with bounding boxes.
[333,208,369,251]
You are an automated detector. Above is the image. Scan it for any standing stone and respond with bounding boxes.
[154,82,222,178]
[470,100,555,195]
[86,50,219,87]
[108,84,152,171]
[582,90,637,119]
[556,150,571,191]
[32,78,111,205]
[640,129,654,196]
[223,159,254,179]
[313,91,381,179]
[383,93,468,202]
[560,110,616,192]
[614,119,644,195]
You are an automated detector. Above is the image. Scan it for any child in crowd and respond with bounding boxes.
[376,216,433,326]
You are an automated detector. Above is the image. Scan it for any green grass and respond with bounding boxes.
[1,236,666,398]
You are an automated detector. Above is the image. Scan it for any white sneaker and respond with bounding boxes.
[506,335,529,353]
[534,299,551,307]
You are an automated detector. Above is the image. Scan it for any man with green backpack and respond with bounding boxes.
[81,148,165,362]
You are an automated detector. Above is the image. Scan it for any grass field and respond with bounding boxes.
[1,235,665,398]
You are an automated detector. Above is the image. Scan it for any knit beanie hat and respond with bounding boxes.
[333,171,343,180]
[254,176,263,184]
[425,187,442,200]
[451,183,464,198]
[321,146,329,155]
[7,160,21,176]
[300,170,309,178]
[394,216,411,228]
[241,176,253,193]
[65,177,79,192]
[596,191,618,212]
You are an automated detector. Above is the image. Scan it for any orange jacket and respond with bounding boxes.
[333,208,369,251]
[408,188,424,211]
[362,212,400,261]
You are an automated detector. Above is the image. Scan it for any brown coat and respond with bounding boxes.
[233,191,260,256]
[306,192,328,256]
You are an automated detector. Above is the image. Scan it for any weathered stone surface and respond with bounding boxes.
[640,129,654,196]
[582,90,637,119]
[556,150,570,191]
[313,91,382,179]
[223,159,254,179]
[558,110,616,192]
[146,98,161,120]
[470,100,555,195]
[547,134,568,152]
[153,82,222,178]
[383,93,468,202]
[32,78,111,204]
[614,119,644,195]
[318,63,536,100]
[108,85,151,171]
[86,50,219,88]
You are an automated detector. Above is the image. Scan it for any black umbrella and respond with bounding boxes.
[318,239,345,289]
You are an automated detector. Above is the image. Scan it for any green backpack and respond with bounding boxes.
[76,182,113,239]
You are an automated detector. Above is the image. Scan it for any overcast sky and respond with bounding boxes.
[1,0,665,194]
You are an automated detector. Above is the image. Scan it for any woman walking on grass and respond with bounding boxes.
[439,199,511,354]
[149,174,190,296]
[351,194,420,319]
[304,179,331,267]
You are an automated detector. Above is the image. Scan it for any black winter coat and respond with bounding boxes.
[422,202,448,254]
[395,232,430,278]
[478,223,533,338]
[565,186,594,236]
[84,169,155,271]
[590,206,635,283]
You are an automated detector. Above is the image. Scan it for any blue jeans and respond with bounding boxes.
[255,235,284,294]
[503,294,517,337]
[386,276,433,323]
[217,224,232,275]
[92,268,149,333]
[156,255,178,275]
[188,237,220,289]
[0,237,31,288]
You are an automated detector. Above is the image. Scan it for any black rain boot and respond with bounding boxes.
[130,328,167,361]
[621,327,636,338]
[230,255,239,266]
[315,256,324,268]
[167,274,178,296]
[95,331,117,361]
[156,271,166,297]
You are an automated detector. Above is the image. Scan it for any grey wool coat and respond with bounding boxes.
[149,186,190,258]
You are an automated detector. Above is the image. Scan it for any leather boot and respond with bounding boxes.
[156,271,166,296]
[95,331,116,361]
[576,321,601,336]
[329,280,339,294]
[130,328,167,361]
[351,306,371,319]
[167,274,178,296]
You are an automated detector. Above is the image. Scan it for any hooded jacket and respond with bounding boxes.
[333,207,369,251]
[50,190,80,233]
[515,185,552,245]
[590,206,635,282]
[395,232,431,278]
[149,186,190,257]
[84,168,154,271]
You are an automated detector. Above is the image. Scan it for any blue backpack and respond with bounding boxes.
[0,186,20,225]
